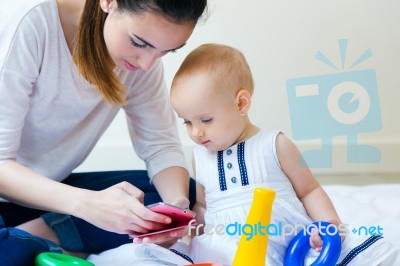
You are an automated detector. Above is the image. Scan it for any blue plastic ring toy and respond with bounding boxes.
[284,221,342,266]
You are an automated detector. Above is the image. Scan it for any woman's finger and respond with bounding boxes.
[117,181,145,202]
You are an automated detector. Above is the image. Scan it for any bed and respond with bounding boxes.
[87,183,400,265]
[323,183,400,248]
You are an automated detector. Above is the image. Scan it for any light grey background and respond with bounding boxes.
[76,0,400,179]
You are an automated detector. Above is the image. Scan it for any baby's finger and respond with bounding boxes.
[309,228,323,252]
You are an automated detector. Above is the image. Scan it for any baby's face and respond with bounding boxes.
[171,72,248,151]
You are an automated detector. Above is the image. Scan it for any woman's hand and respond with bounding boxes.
[76,181,172,235]
[131,197,192,245]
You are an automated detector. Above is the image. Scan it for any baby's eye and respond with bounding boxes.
[183,120,191,125]
[130,37,147,49]
[202,118,213,124]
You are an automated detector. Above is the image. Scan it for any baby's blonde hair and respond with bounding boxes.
[172,43,254,96]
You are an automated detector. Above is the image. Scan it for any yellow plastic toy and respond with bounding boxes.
[232,187,276,266]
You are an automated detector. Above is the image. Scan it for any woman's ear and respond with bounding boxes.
[236,89,252,115]
[100,0,113,13]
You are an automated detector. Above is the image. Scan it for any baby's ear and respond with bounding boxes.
[236,89,252,114]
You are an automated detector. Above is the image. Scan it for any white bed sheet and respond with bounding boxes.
[323,183,400,248]
[88,183,400,265]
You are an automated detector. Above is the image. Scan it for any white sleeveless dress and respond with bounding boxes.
[183,129,398,265]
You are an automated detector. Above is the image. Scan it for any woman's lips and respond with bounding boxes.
[124,60,139,71]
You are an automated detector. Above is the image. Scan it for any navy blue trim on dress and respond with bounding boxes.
[336,235,383,266]
[237,142,249,186]
[169,248,194,264]
[217,151,227,191]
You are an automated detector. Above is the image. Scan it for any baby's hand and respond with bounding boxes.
[310,227,323,252]
[309,219,341,252]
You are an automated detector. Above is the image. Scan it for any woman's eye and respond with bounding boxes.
[130,38,147,49]
[202,118,213,124]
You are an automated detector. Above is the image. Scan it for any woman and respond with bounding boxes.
[0,0,207,263]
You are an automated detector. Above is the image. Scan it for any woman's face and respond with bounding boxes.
[103,7,195,71]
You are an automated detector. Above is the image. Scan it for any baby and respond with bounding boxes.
[169,43,399,265]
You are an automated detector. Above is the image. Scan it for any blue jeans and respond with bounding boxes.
[0,215,62,266]
[0,170,196,254]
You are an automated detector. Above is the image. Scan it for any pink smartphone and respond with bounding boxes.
[135,202,196,238]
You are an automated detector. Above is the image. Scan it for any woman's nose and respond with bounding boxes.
[138,52,160,71]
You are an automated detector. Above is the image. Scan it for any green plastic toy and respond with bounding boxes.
[35,252,95,266]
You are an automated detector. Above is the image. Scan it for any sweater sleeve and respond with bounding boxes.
[122,60,187,180]
[0,4,42,164]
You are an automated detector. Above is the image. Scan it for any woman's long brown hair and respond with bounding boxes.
[73,0,126,105]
